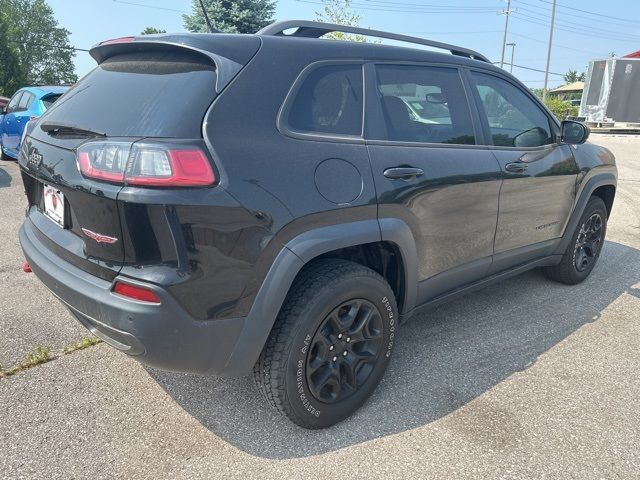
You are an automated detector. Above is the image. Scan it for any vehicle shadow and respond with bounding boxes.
[147,240,640,459]
[0,164,12,188]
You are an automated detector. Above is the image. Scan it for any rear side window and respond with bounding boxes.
[41,50,217,138]
[286,64,363,136]
[18,93,34,110]
[373,65,475,145]
[471,72,553,148]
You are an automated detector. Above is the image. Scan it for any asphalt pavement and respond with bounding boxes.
[1,135,639,479]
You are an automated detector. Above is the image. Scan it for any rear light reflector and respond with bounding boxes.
[113,282,161,304]
[76,141,215,187]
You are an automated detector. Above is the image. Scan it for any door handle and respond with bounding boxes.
[505,162,527,173]
[383,167,424,180]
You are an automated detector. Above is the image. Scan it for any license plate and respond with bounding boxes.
[43,184,65,227]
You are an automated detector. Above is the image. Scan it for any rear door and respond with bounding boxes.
[19,46,227,280]
[467,70,579,272]
[365,63,502,303]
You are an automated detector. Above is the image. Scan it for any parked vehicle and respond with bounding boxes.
[18,21,617,429]
[1,86,68,160]
[0,96,9,112]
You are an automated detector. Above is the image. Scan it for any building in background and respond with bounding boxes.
[581,51,640,125]
[549,81,584,107]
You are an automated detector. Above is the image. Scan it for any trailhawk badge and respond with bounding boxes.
[81,228,118,245]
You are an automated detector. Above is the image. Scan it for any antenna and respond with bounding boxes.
[198,0,215,33]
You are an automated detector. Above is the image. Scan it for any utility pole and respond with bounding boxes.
[499,0,512,69]
[507,42,516,73]
[542,0,557,101]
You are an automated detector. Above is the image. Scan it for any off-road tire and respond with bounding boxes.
[253,259,398,429]
[543,196,607,285]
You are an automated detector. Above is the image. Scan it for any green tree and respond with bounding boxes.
[315,0,378,42]
[530,87,544,99]
[0,0,77,88]
[183,0,276,34]
[141,27,167,35]
[544,97,578,120]
[0,14,25,96]
[563,69,586,83]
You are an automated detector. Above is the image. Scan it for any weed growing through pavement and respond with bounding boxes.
[0,337,101,378]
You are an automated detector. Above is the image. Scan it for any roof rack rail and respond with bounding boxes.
[257,20,490,63]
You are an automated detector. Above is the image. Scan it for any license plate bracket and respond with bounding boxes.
[43,184,65,228]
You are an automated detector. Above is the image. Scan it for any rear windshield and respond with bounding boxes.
[41,94,63,110]
[42,50,217,138]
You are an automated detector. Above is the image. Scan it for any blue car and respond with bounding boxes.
[0,86,69,160]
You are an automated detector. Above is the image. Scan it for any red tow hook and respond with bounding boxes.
[22,261,32,273]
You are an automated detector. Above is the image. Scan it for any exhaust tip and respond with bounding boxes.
[22,261,32,273]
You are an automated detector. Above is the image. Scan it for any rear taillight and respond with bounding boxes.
[76,141,215,187]
[113,281,161,304]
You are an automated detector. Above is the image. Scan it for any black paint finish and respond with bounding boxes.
[17,30,617,376]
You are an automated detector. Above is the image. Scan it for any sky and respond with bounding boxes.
[47,0,640,89]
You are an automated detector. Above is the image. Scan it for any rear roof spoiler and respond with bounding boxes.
[89,34,261,94]
[258,20,490,63]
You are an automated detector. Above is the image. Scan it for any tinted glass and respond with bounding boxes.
[41,50,217,138]
[471,72,552,147]
[288,64,363,136]
[7,92,23,113]
[18,93,33,110]
[373,65,475,145]
[42,94,63,110]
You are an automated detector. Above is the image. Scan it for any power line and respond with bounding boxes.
[493,61,563,76]
[296,0,498,14]
[361,0,498,10]
[111,0,188,14]
[512,11,640,43]
[514,0,640,30]
[7,39,89,52]
[537,0,640,24]
[512,9,640,42]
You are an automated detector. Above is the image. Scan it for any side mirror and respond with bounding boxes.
[561,120,589,145]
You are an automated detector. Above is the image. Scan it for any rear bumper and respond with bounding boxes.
[19,218,247,375]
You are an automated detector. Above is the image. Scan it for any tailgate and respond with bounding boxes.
[20,136,126,281]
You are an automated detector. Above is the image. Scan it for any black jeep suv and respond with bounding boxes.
[18,21,617,429]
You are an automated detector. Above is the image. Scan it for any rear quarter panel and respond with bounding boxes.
[205,38,378,316]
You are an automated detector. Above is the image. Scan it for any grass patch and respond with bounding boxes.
[0,336,101,378]
[62,336,101,354]
[0,345,51,377]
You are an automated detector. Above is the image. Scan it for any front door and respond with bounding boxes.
[366,64,503,304]
[468,71,579,271]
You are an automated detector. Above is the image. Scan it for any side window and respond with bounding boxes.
[6,92,23,113]
[18,93,33,111]
[372,65,475,145]
[470,72,553,148]
[287,64,363,136]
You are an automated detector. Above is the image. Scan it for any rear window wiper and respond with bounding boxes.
[40,122,106,138]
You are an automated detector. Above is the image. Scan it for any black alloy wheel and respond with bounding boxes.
[306,299,384,403]
[574,212,603,272]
